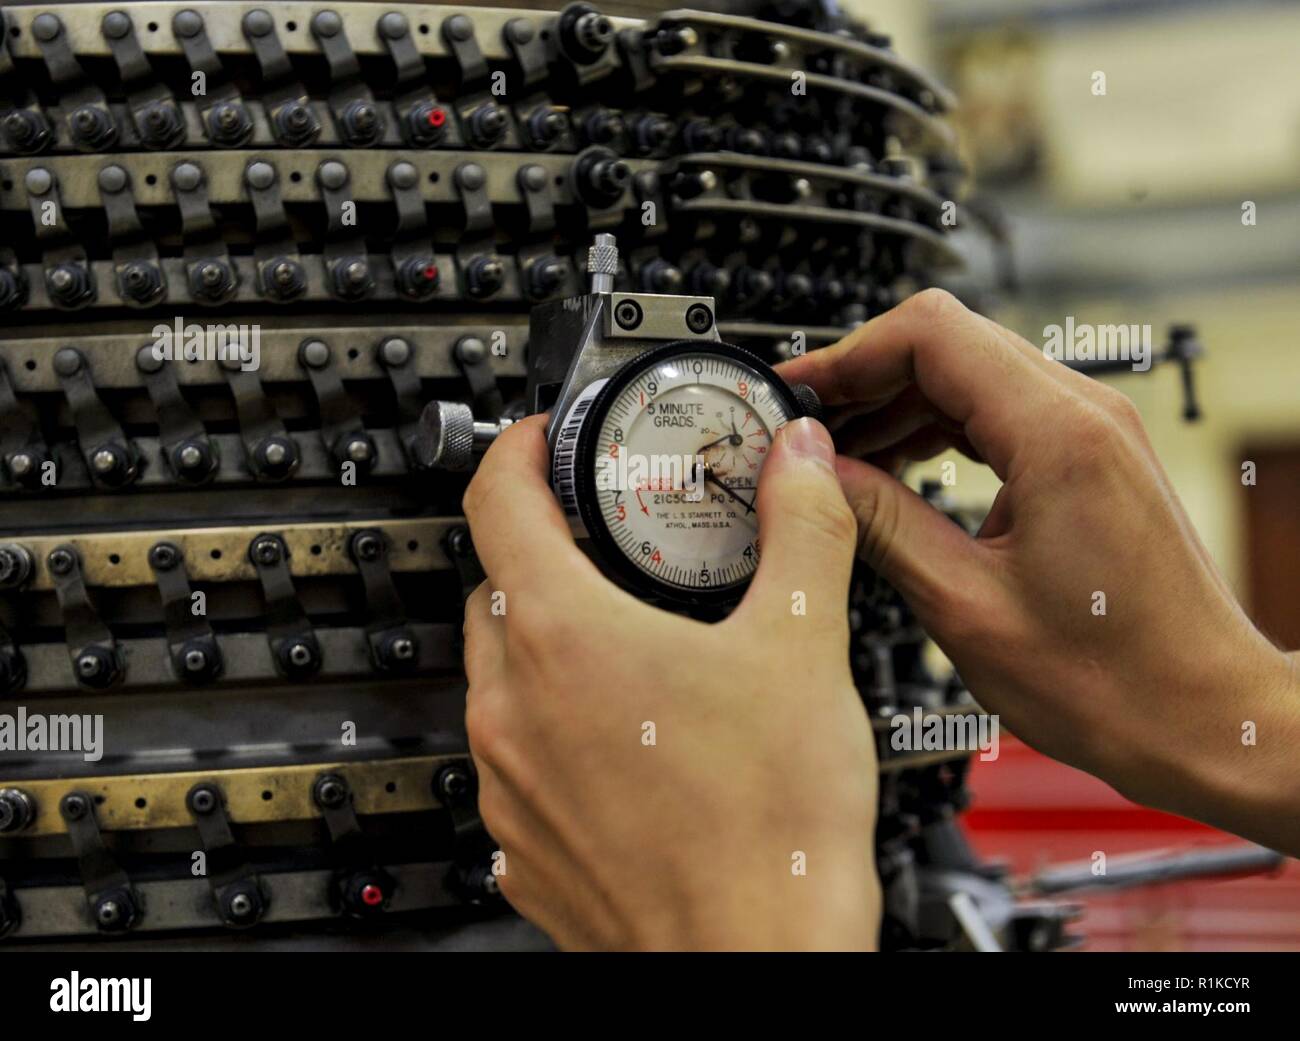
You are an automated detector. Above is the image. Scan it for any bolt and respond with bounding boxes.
[32,14,63,42]
[262,440,289,467]
[25,168,52,196]
[287,642,313,667]
[390,637,415,661]
[61,793,89,820]
[300,339,330,369]
[457,163,486,192]
[96,900,122,926]
[614,300,642,330]
[174,10,203,38]
[92,448,119,475]
[446,14,474,41]
[177,444,205,470]
[189,786,217,814]
[318,161,348,191]
[447,528,472,557]
[685,303,714,334]
[353,533,383,562]
[228,892,254,918]
[77,653,103,679]
[507,18,535,44]
[315,776,347,808]
[7,452,34,478]
[455,336,487,365]
[380,338,411,367]
[379,11,408,38]
[47,548,75,576]
[438,766,471,802]
[243,9,273,37]
[102,12,132,40]
[388,161,418,190]
[172,162,202,192]
[149,542,179,570]
[246,161,275,190]
[252,538,282,565]
[313,10,341,36]
[53,347,83,376]
[98,165,127,193]
[520,164,548,192]
[184,648,208,673]
[345,436,373,464]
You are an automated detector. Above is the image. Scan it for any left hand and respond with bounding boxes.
[461,414,879,950]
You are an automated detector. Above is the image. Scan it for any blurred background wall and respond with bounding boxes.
[841,0,1300,949]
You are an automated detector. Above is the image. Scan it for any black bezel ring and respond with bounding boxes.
[571,339,809,607]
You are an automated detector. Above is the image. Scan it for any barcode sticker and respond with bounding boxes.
[551,379,608,538]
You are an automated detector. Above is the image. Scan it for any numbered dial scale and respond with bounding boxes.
[553,341,816,605]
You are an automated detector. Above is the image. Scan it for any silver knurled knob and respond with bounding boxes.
[413,400,476,471]
[411,402,513,471]
[587,233,618,294]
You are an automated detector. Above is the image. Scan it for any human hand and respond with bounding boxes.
[461,414,879,949]
[778,289,1300,855]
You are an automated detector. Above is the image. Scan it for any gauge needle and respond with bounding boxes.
[705,472,755,515]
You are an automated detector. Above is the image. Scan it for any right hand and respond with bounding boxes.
[778,289,1300,855]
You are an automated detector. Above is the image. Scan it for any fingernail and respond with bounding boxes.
[780,417,836,470]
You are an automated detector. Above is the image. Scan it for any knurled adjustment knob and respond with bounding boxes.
[791,383,824,423]
[412,400,476,471]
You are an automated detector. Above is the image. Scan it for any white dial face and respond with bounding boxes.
[591,351,795,594]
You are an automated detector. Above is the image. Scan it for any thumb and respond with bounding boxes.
[834,454,988,619]
[739,418,858,623]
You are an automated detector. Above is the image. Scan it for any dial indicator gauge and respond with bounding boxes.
[557,341,808,605]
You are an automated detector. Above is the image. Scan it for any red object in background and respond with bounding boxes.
[963,736,1300,951]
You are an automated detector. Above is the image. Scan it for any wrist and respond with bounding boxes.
[1167,639,1300,853]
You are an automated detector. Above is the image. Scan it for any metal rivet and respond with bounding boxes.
[246,161,275,189]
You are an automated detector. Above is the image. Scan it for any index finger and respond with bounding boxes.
[462,414,603,593]
[777,289,1065,480]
